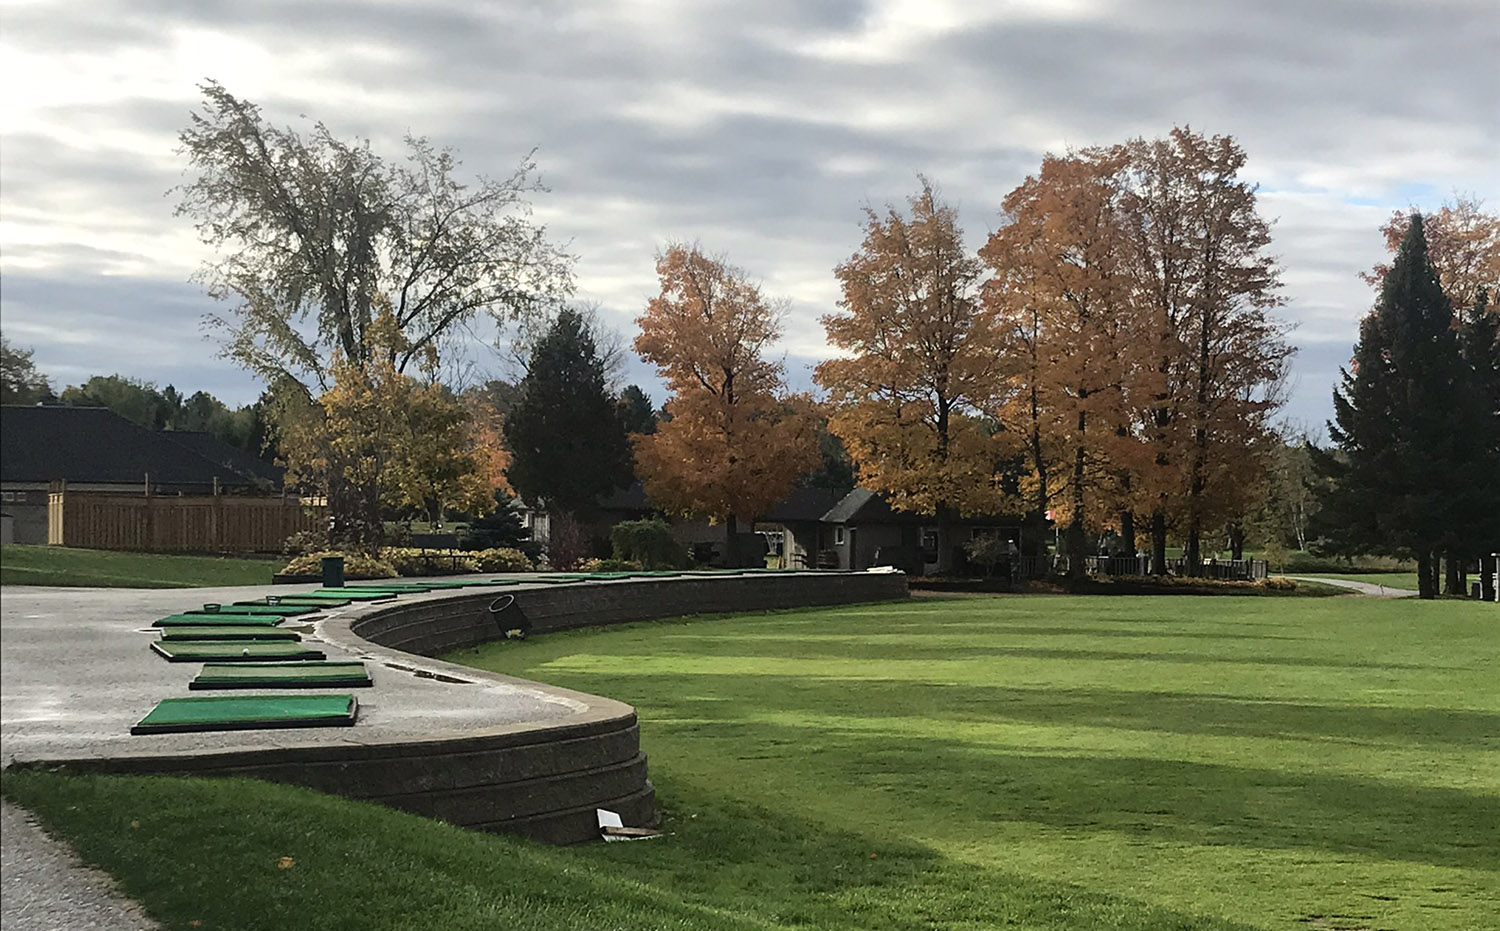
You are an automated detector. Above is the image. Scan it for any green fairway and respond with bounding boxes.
[0,545,279,588]
[4,595,1496,929]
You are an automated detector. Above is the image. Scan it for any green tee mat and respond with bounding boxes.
[190,662,372,690]
[157,626,302,642]
[347,581,476,590]
[131,694,358,734]
[150,641,326,662]
[257,596,354,607]
[153,614,283,628]
[297,589,399,601]
[188,604,320,617]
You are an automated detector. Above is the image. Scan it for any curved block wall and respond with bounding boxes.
[352,571,911,657]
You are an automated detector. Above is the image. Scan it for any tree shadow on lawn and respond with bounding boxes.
[646,636,1445,671]
[680,622,1310,642]
[558,673,1498,873]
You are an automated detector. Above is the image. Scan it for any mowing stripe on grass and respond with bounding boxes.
[150,641,325,662]
[189,662,372,690]
[130,694,357,734]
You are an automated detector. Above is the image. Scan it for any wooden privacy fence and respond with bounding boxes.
[47,488,324,553]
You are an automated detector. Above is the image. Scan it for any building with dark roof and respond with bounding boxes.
[816,487,1022,573]
[1,405,285,545]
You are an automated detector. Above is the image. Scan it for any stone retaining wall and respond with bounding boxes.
[353,571,910,657]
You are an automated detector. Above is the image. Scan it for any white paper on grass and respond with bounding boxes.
[596,809,624,830]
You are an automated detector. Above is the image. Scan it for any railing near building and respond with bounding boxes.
[1011,554,1267,581]
[47,484,323,553]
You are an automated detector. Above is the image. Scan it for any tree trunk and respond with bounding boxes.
[1444,552,1462,597]
[935,502,956,575]
[1068,437,1086,589]
[1120,511,1136,555]
[1482,553,1498,602]
[1227,523,1245,560]
[1151,510,1168,576]
[1416,549,1436,600]
[1184,526,1201,578]
[725,513,740,569]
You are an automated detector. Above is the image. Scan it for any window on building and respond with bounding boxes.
[834,526,846,545]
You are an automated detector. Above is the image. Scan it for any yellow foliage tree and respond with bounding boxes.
[817,180,1014,572]
[634,245,819,563]
[277,305,498,548]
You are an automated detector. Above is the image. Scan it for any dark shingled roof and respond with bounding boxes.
[760,485,841,523]
[160,431,284,487]
[821,488,1022,526]
[0,406,271,488]
[820,488,920,524]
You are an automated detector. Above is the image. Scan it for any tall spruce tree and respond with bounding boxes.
[1456,288,1500,597]
[503,309,632,517]
[1312,215,1472,598]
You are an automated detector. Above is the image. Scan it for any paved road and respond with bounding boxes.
[1,799,160,931]
[1289,576,1419,597]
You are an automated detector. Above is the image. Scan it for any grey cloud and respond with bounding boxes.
[3,0,1496,427]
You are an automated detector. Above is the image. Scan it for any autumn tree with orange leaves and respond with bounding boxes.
[634,245,819,565]
[818,181,1013,573]
[1364,196,1500,315]
[1115,129,1290,573]
[982,148,1145,585]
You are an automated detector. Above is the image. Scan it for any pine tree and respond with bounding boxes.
[1312,216,1469,598]
[503,309,633,517]
[1456,288,1500,597]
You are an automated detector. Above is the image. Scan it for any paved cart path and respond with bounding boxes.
[1289,576,1418,597]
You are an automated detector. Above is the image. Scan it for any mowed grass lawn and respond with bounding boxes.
[5,595,1496,930]
[0,544,280,587]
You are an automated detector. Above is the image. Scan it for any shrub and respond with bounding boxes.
[379,547,480,576]
[279,551,397,580]
[473,547,533,573]
[546,512,592,572]
[579,557,643,572]
[459,494,531,551]
[281,530,327,556]
[1256,576,1298,592]
[611,518,690,570]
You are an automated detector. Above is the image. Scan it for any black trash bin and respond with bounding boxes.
[321,556,345,589]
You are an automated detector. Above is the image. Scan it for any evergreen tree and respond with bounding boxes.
[615,384,658,435]
[1456,288,1500,597]
[503,309,632,516]
[1312,215,1472,598]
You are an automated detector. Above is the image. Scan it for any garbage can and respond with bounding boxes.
[321,556,345,589]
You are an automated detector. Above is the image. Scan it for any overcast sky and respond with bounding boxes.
[3,0,1497,434]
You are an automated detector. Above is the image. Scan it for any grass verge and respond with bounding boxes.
[0,545,280,588]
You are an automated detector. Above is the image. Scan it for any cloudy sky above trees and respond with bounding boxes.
[3,0,1496,431]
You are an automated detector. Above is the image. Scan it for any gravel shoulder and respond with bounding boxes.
[1,798,160,931]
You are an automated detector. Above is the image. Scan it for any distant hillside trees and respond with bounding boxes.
[1,337,52,405]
